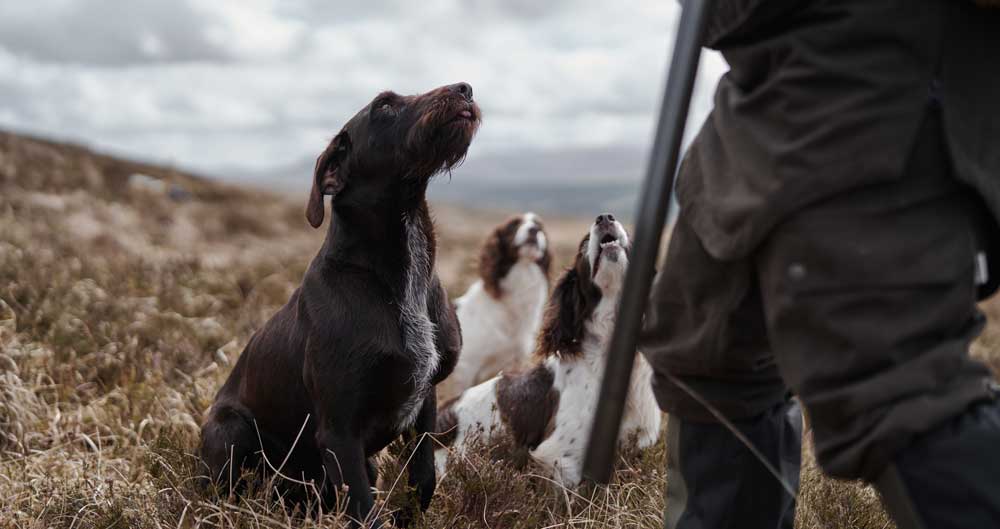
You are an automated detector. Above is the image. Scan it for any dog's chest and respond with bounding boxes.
[396,215,439,429]
[499,261,548,329]
[550,353,602,418]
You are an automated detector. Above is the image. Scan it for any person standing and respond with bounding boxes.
[641,1,1000,527]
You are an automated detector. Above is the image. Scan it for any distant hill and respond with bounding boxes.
[0,127,592,294]
[221,144,651,220]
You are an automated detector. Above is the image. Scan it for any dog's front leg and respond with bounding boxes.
[316,428,379,528]
[428,276,461,385]
[395,389,437,527]
[408,388,437,509]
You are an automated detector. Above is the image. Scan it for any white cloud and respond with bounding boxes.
[193,0,305,61]
[0,0,727,182]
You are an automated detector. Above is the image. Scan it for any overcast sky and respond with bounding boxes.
[0,0,727,188]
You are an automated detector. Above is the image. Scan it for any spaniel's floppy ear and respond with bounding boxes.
[479,227,506,298]
[538,245,553,282]
[537,267,587,358]
[306,131,351,228]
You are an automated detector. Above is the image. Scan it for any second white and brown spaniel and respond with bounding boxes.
[434,214,661,487]
[438,213,552,400]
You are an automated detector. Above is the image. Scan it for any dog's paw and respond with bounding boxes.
[390,506,418,528]
[416,480,435,512]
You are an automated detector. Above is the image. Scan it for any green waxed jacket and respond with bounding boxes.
[679,0,1000,262]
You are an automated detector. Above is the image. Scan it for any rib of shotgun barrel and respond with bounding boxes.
[583,0,715,484]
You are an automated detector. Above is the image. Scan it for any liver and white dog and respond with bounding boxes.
[438,213,551,400]
[435,214,661,487]
[200,83,480,527]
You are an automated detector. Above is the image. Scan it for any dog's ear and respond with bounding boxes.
[538,245,553,282]
[479,227,506,298]
[306,131,351,229]
[537,267,586,358]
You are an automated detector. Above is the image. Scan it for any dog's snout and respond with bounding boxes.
[449,82,474,102]
[528,226,540,237]
[596,214,615,225]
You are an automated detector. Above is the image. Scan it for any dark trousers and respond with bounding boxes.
[641,110,1000,527]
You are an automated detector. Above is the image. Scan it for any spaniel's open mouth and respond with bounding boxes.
[593,234,624,277]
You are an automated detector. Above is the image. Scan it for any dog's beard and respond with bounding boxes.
[408,124,475,180]
[404,100,481,180]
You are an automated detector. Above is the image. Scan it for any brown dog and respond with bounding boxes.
[200,83,481,527]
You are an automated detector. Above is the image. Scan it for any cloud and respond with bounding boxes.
[0,0,304,66]
[0,0,727,186]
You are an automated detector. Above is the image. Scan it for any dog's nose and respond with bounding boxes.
[449,82,474,102]
[596,213,615,225]
[528,226,540,237]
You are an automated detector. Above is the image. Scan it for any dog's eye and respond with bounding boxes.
[373,96,398,118]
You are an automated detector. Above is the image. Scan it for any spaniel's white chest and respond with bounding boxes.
[501,261,548,323]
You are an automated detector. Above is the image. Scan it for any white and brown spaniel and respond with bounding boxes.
[438,213,552,400]
[434,214,661,487]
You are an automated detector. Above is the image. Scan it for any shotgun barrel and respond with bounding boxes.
[583,0,715,484]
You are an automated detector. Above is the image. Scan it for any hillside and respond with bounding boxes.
[229,145,649,220]
[2,130,998,528]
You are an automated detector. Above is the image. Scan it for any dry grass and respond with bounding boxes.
[1,131,998,528]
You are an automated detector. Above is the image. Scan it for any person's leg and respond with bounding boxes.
[663,400,801,529]
[755,110,1000,527]
[876,399,1000,529]
[642,215,799,529]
